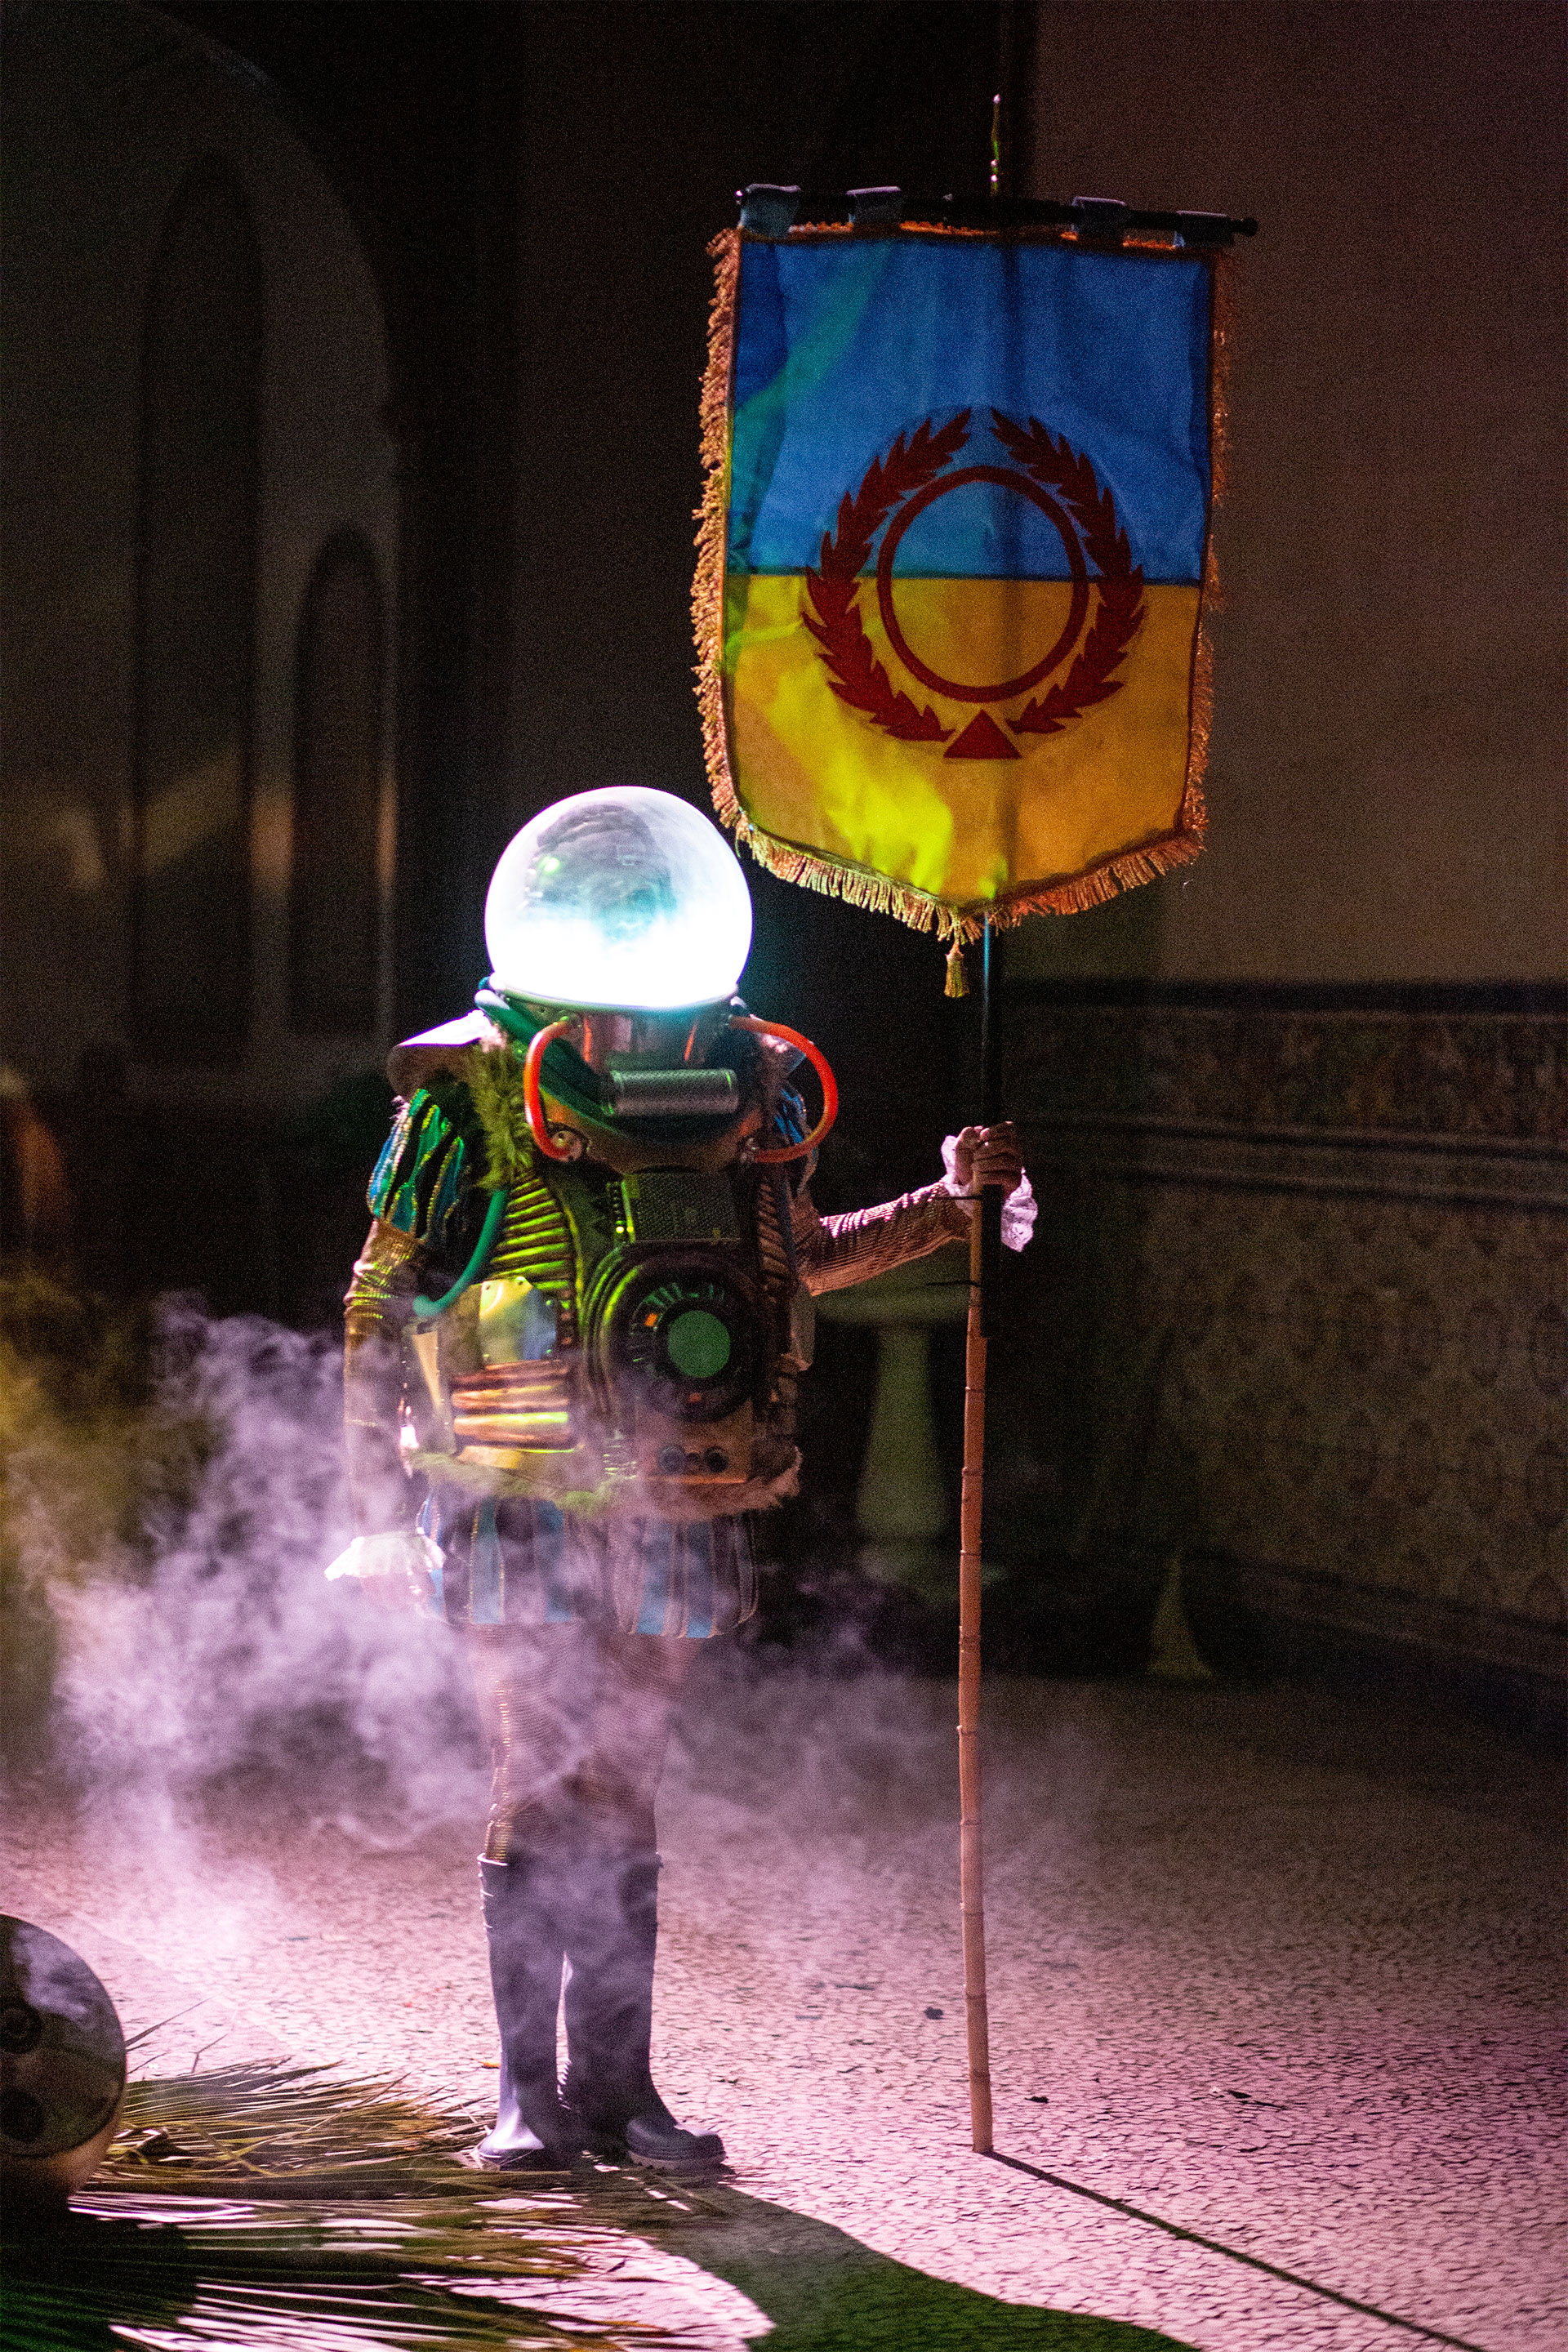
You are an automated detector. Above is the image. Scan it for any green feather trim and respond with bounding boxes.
[465,1044,536,1192]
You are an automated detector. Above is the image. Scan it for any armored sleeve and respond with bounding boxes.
[343,1219,424,1537]
[790,1177,970,1297]
[342,1089,475,1537]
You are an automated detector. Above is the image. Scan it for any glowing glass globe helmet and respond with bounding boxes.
[483,786,754,1012]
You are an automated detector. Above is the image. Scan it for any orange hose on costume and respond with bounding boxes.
[730,1015,838,1164]
[523,1016,579,1160]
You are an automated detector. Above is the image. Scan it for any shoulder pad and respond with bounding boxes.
[387,1011,497,1095]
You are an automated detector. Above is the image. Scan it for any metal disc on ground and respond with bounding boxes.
[2,1915,127,2203]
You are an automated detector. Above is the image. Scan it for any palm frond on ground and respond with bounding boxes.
[1,2063,725,2351]
[105,2059,482,2193]
[101,2060,724,2219]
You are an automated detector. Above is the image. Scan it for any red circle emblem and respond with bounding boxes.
[875,466,1091,703]
[802,410,1145,754]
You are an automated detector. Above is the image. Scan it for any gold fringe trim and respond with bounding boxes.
[945,940,968,997]
[1169,247,1228,881]
[712,821,986,945]
[1207,249,1236,510]
[694,228,742,833]
[1182,546,1217,850]
[693,220,1229,941]
[709,804,1206,940]
[988,813,1205,924]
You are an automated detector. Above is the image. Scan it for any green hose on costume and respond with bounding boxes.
[474,984,610,1125]
[412,1185,508,1324]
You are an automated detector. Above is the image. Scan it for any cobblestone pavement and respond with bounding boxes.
[4,1670,1561,2350]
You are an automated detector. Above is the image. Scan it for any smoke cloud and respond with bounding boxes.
[2,1275,488,1846]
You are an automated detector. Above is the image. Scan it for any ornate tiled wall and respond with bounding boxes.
[1002,988,1568,1700]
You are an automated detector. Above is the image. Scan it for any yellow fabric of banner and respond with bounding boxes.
[725,577,1201,908]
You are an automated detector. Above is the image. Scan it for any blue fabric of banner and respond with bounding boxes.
[730,238,1211,584]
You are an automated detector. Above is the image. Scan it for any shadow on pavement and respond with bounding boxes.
[668,2180,1196,2349]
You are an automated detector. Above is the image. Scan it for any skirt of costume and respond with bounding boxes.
[416,1489,756,1638]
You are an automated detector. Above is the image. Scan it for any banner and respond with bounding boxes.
[696,225,1226,956]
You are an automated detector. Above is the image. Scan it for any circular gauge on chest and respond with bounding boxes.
[592,1253,760,1424]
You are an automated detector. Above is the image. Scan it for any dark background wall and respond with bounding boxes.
[1014,0,1566,988]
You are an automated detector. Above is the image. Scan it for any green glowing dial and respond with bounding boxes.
[666,1308,732,1379]
[599,1259,758,1423]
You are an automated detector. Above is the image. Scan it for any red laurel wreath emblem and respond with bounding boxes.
[801,408,1145,751]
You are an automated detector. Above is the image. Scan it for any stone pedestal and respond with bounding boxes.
[815,1246,968,1594]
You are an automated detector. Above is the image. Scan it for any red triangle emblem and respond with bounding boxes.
[943,710,1019,760]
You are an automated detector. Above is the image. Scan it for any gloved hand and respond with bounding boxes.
[941,1125,1037,1252]
[324,1530,443,1615]
[949,1120,1025,1195]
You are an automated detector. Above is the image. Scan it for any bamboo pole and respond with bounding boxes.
[958,42,1015,2145]
[958,1188,994,2154]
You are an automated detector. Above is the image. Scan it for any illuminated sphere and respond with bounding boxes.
[484,786,754,1011]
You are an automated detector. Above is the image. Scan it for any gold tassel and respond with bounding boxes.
[945,940,968,998]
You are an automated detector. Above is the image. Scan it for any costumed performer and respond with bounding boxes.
[327,786,1034,2171]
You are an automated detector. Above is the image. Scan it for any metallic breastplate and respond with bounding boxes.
[416,1159,796,1513]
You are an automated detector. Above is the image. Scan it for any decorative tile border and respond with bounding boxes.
[1005,987,1568,1143]
[1028,1120,1566,1214]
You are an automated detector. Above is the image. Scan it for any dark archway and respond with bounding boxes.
[289,530,386,1037]
[129,158,263,1066]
